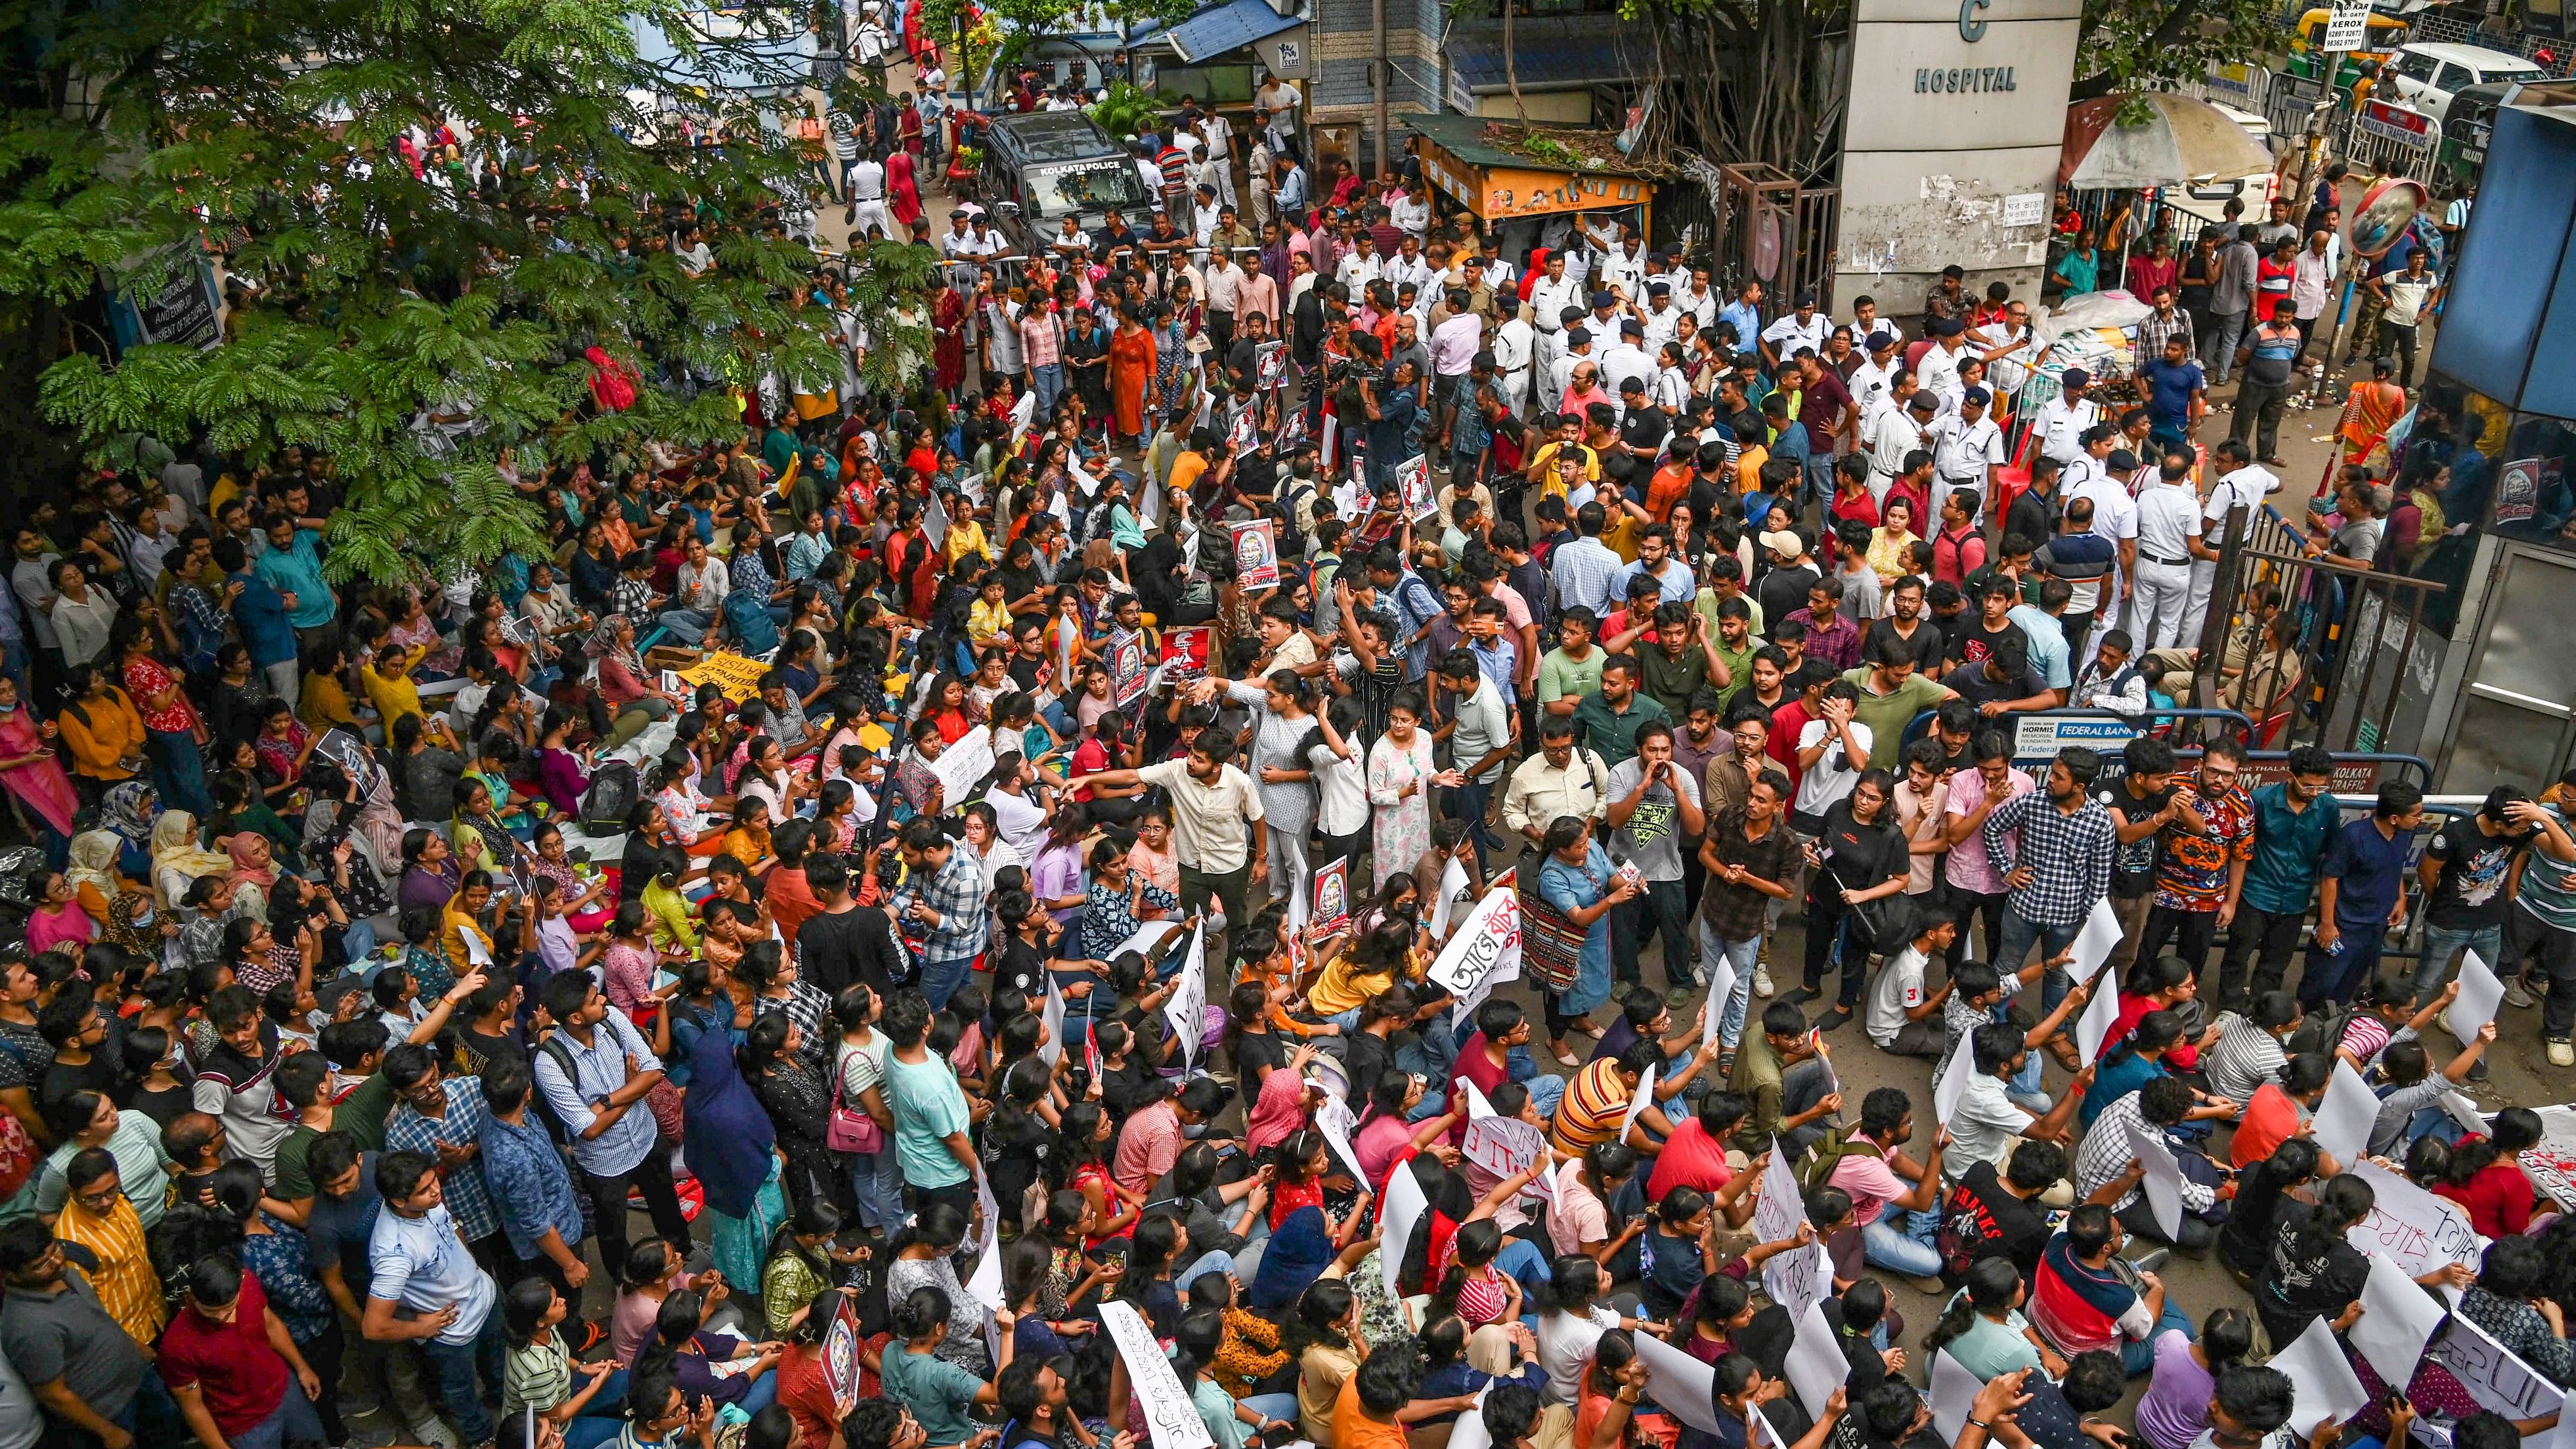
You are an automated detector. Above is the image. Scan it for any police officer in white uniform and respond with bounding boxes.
[2032,368,2104,469]
[2181,439,2281,645]
[2131,448,2206,651]
[1927,387,2007,517]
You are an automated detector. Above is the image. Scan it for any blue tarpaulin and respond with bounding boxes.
[1166,0,1300,63]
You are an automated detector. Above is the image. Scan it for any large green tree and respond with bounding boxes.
[0,0,936,584]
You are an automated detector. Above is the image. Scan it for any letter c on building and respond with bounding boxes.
[1959,0,1990,41]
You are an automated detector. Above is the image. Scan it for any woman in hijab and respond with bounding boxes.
[152,810,234,910]
[1248,1204,1336,1314]
[682,988,786,1287]
[225,833,283,922]
[98,779,159,878]
[590,614,678,750]
[66,831,131,931]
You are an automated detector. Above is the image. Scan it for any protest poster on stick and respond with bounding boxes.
[1311,857,1351,936]
[1428,886,1523,997]
[1110,628,1152,709]
[1101,1301,1217,1449]
[1160,625,1212,681]
[1230,519,1280,590]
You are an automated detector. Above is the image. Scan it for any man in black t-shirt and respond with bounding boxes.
[1945,578,2027,675]
[1940,636,2051,719]
[2414,786,2540,1006]
[794,855,907,998]
[1865,577,1945,672]
[1938,1138,2066,1287]
[2094,735,2186,980]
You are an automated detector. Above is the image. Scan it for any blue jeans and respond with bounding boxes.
[850,1149,902,1232]
[229,1377,324,1449]
[1242,1393,1301,1425]
[657,607,714,645]
[1496,1235,1554,1295]
[1862,1208,1942,1278]
[1696,920,1760,1049]
[2300,917,2383,1009]
[921,953,976,1010]
[1995,909,2084,1014]
[2414,922,2504,1009]
[1452,778,1504,865]
[1176,1249,1235,1291]
[420,1312,509,1446]
[1032,361,1064,420]
[147,726,213,817]
[561,1369,633,1449]
[2120,1301,2198,1375]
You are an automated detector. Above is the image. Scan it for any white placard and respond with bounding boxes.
[2076,979,2120,1066]
[1166,924,1208,1071]
[1636,1330,1724,1434]
[1462,1114,1548,1191]
[1783,1301,1847,1421]
[1934,1034,1977,1127]
[1039,973,1066,1065]
[1619,1066,1658,1148]
[1753,1140,1822,1320]
[1380,1159,1430,1299]
[1427,886,1523,996]
[462,926,492,966]
[1107,919,1183,963]
[1450,1392,1495,1449]
[2067,898,2122,984]
[2000,193,2049,228]
[1930,1351,1984,1449]
[1703,953,1737,1052]
[966,1169,1005,1310]
[1315,1092,1370,1184]
[927,725,996,806]
[2126,1120,2185,1240]
[1099,1300,1217,1449]
[1429,855,1471,940]
[2271,1318,2370,1437]
[923,490,950,549]
[2432,1309,2566,1427]
[2451,950,2507,1047]
[2353,1251,2451,1389]
[1462,1079,1496,1120]
[2347,1161,2487,1280]
[2315,1058,2380,1167]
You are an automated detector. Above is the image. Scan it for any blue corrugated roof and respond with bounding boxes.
[1167,0,1300,63]
[1448,31,1628,92]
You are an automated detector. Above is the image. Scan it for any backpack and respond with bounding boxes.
[582,760,640,833]
[2284,997,2361,1060]
[1799,1121,1885,1192]
[722,586,780,657]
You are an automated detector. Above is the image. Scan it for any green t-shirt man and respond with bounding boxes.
[1840,665,1954,770]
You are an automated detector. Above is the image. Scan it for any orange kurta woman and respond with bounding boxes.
[1108,309,1157,444]
[2338,360,2409,467]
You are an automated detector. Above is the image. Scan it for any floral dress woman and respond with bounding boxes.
[1364,719,1436,893]
[1152,307,1195,422]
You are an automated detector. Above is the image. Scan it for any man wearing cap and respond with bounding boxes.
[2034,369,2102,470]
[1916,315,1969,409]
[1548,326,1595,404]
[1601,318,1655,399]
[1847,332,1901,424]
[1869,382,1934,508]
[1927,386,2006,515]
[1641,282,1685,355]
[1758,291,1831,374]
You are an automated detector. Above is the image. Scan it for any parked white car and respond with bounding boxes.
[2386,42,2550,123]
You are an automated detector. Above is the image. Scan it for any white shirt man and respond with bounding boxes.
[1389,188,1431,237]
[2034,381,2103,467]
[1494,307,1537,418]
[1528,267,1580,335]
[1384,246,1435,300]
[2180,452,2279,644]
[1599,332,1655,398]
[2131,463,2205,651]
[1928,395,2007,506]
[1846,347,1899,423]
[1335,243,1382,292]
[1204,253,1244,316]
[1871,394,1936,503]
[1598,239,1649,299]
[1682,279,1720,330]
[1916,328,1967,406]
[1640,293,1685,355]
[1759,306,1831,367]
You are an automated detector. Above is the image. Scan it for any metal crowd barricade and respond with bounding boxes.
[2334,98,2444,181]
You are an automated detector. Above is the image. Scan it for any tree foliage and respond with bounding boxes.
[0,0,935,585]
[2070,0,2278,102]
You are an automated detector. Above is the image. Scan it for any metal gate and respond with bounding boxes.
[1706,162,1840,315]
[2193,502,2450,751]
